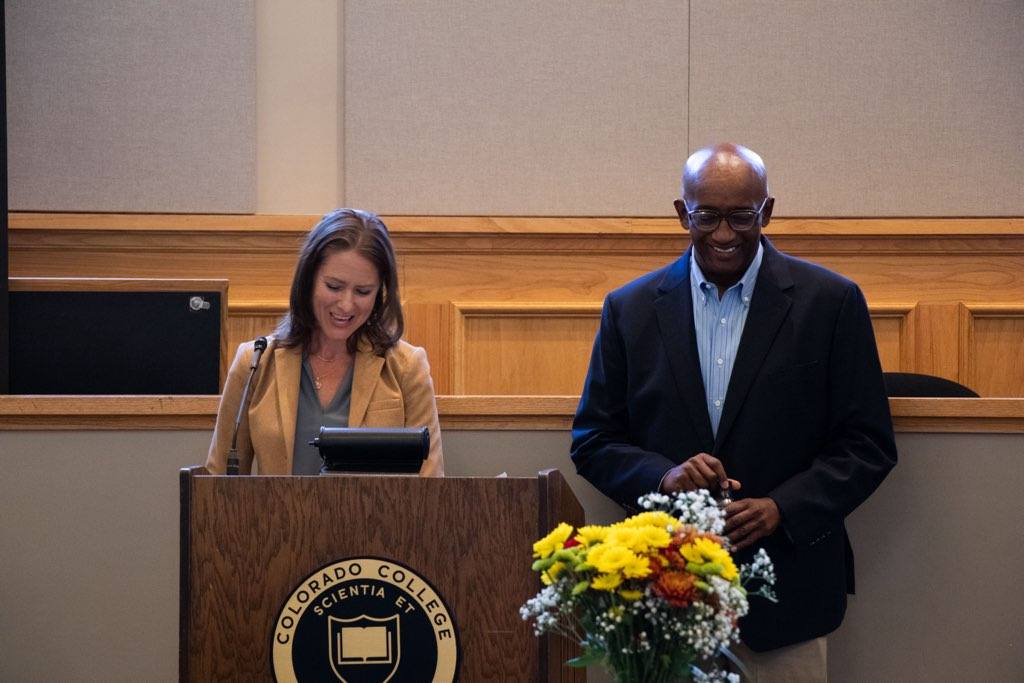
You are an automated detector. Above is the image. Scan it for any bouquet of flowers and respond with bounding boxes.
[520,490,776,683]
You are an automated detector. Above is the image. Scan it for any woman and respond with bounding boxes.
[206,208,443,476]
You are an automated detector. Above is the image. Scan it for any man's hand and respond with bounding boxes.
[724,497,780,551]
[661,453,741,493]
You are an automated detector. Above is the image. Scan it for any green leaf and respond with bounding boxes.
[571,580,590,595]
[686,561,724,577]
[566,648,604,668]
[532,557,555,571]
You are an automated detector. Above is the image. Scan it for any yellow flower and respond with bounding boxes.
[574,525,609,547]
[680,537,738,581]
[632,525,672,552]
[587,544,635,574]
[620,511,681,531]
[618,589,644,601]
[540,561,566,585]
[621,553,653,579]
[605,524,671,555]
[605,527,642,552]
[591,572,623,591]
[533,522,574,559]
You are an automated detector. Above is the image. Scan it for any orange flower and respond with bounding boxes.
[652,569,699,608]
[673,526,699,546]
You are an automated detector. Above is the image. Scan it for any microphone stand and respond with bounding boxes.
[227,337,268,475]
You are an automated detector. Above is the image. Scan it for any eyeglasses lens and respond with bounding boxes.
[727,212,757,231]
[690,210,757,232]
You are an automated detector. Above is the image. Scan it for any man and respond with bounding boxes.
[571,143,896,680]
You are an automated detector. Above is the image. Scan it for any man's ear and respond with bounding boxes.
[761,197,775,228]
[673,199,687,223]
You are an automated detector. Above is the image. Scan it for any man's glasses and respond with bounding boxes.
[682,198,769,233]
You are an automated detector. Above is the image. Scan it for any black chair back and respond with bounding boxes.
[882,372,979,398]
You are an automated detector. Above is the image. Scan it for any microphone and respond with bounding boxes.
[226,336,269,475]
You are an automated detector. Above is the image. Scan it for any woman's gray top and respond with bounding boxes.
[292,356,354,475]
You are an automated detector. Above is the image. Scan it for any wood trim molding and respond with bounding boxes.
[888,397,1024,433]
[1,395,1022,432]
[10,213,1024,235]
[0,395,220,429]
[869,303,917,370]
[451,302,605,316]
[958,303,1024,395]
[9,276,229,292]
[11,214,1024,256]
[229,301,289,315]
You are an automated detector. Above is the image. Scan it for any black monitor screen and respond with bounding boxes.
[10,290,221,394]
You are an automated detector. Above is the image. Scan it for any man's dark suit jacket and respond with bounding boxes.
[571,237,897,651]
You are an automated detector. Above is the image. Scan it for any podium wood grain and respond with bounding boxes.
[180,469,585,682]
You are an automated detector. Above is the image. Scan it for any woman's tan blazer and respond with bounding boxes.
[206,336,443,476]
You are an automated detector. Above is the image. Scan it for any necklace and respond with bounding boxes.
[310,350,343,391]
[313,349,340,363]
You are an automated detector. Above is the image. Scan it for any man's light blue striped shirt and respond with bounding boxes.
[690,243,764,436]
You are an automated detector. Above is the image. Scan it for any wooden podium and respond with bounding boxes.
[180,468,585,682]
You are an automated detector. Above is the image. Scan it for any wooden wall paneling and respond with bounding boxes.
[403,301,455,395]
[11,215,1024,397]
[908,302,963,384]
[959,304,1024,398]
[12,217,1024,308]
[226,302,287,378]
[14,213,1024,234]
[9,226,303,306]
[400,251,675,305]
[777,253,1024,307]
[452,303,602,395]
[868,304,916,372]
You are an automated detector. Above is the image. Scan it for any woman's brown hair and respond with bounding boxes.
[275,208,403,356]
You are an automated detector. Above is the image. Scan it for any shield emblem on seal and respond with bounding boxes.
[327,614,401,683]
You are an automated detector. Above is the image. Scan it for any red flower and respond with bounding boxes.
[652,569,699,608]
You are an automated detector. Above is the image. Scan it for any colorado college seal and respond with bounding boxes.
[272,557,459,682]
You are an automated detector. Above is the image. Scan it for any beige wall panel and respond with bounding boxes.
[256,1,342,213]
[344,1,689,215]
[454,305,601,395]
[6,1,256,212]
[961,306,1024,397]
[689,1,1024,216]
[2,429,1023,681]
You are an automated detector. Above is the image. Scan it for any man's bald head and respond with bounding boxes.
[681,143,769,202]
[673,143,775,294]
